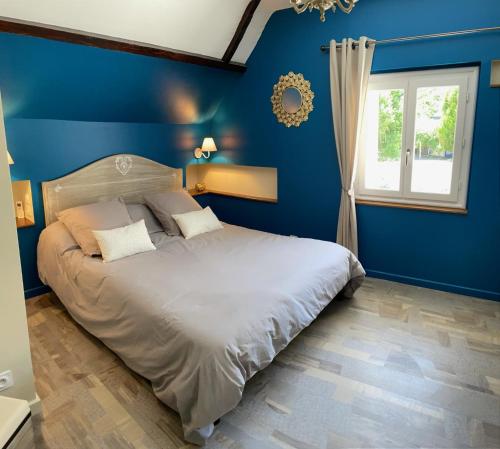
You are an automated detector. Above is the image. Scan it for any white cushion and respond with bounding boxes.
[92,219,156,262]
[172,207,223,240]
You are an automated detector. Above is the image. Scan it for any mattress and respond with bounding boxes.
[38,222,365,444]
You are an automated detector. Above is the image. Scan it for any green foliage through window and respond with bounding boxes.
[376,86,458,161]
[438,88,458,154]
[377,90,403,161]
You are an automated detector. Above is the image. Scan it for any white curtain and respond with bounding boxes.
[330,36,375,256]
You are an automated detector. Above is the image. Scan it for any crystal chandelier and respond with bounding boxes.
[290,0,357,22]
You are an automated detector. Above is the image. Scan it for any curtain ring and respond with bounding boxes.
[352,42,356,50]
[365,41,370,49]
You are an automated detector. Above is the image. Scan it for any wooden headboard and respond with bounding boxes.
[42,154,183,226]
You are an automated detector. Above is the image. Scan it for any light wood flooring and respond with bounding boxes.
[26,278,500,448]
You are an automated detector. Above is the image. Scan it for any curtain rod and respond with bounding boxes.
[320,25,500,51]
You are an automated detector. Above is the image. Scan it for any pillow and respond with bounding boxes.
[92,220,156,263]
[172,207,223,240]
[145,190,202,236]
[57,198,132,256]
[125,203,163,235]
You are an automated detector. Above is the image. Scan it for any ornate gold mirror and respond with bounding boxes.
[271,72,314,127]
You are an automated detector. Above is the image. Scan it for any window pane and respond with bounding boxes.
[411,85,459,194]
[363,89,404,191]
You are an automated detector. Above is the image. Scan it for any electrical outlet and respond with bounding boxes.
[0,370,14,392]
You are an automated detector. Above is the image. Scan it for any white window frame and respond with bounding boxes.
[356,66,478,210]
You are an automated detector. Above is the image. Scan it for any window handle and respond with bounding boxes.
[405,149,411,166]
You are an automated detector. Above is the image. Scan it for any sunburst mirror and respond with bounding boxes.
[271,72,314,128]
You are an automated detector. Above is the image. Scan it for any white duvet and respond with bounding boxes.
[38,222,365,444]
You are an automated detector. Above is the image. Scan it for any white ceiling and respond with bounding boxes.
[0,0,290,64]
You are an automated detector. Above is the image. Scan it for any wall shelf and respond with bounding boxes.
[187,164,278,204]
[12,180,35,229]
[491,60,500,87]
[15,217,35,228]
[189,188,278,203]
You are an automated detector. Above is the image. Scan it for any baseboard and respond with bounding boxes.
[366,269,500,301]
[24,285,50,300]
[29,393,41,415]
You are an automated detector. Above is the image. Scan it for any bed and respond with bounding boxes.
[38,155,365,444]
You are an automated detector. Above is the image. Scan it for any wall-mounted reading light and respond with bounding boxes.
[7,150,14,165]
[194,137,218,159]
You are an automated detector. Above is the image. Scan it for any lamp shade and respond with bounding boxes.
[7,150,14,165]
[201,137,217,153]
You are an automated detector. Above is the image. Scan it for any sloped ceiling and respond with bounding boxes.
[0,0,290,64]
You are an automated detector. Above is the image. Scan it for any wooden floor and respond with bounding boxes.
[26,278,500,449]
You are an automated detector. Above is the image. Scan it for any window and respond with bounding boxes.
[356,67,478,210]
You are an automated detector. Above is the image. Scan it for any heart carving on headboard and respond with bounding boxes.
[115,156,133,176]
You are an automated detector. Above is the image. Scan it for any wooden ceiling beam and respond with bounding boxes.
[0,19,247,73]
[222,0,261,63]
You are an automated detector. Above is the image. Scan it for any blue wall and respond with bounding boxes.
[211,0,500,299]
[1,33,239,297]
[0,33,236,123]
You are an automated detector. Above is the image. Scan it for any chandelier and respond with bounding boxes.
[290,0,357,22]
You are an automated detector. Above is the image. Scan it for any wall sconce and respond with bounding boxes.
[194,137,218,159]
[7,150,14,165]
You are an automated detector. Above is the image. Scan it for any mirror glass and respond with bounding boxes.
[281,87,302,114]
